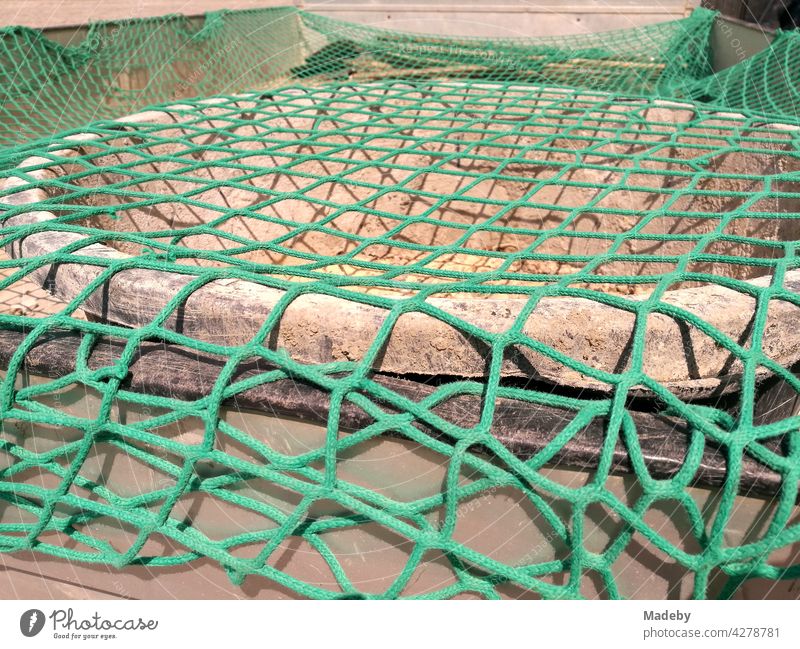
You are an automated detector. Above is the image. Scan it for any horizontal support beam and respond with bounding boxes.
[307,3,694,15]
[3,1,698,30]
[0,1,298,30]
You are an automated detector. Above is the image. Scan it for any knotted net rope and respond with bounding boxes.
[0,79,798,599]
[0,6,718,158]
[0,8,800,598]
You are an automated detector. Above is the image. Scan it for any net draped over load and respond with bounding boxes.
[0,6,798,600]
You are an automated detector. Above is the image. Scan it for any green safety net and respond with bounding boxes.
[293,9,715,93]
[683,27,800,122]
[0,5,719,159]
[0,80,799,600]
[0,6,304,155]
[12,3,800,159]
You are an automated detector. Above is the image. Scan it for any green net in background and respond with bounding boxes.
[682,27,800,122]
[0,6,303,154]
[0,6,799,600]
[0,6,719,157]
[293,9,715,92]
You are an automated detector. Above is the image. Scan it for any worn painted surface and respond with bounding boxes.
[0,1,295,29]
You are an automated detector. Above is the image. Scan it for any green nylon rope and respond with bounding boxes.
[0,79,799,599]
[0,6,798,600]
[0,6,719,158]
